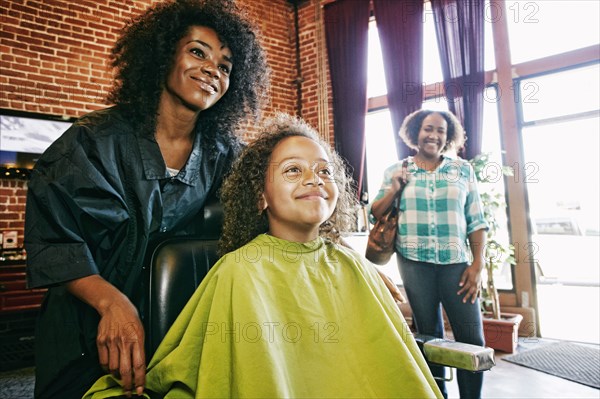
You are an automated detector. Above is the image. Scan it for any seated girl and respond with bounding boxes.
[84,114,442,398]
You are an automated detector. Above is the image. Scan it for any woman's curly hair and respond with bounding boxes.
[107,0,269,150]
[399,109,466,153]
[219,114,358,256]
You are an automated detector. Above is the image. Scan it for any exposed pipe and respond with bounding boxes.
[290,0,304,117]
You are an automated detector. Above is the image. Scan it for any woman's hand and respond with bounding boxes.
[390,167,409,194]
[457,257,484,304]
[66,275,146,397]
[96,295,146,397]
[460,228,487,304]
[371,161,410,220]
[376,268,407,305]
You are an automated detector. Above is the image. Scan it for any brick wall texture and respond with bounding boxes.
[0,0,335,247]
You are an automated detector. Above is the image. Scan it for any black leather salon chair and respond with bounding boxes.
[144,198,223,357]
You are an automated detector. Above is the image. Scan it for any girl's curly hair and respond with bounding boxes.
[219,114,358,256]
[107,0,269,150]
[399,109,466,153]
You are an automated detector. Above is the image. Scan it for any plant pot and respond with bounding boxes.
[482,312,523,354]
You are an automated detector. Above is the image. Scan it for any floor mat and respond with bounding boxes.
[0,366,34,399]
[503,342,600,389]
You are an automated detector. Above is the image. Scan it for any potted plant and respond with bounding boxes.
[470,153,523,353]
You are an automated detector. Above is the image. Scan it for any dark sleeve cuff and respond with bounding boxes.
[26,242,99,288]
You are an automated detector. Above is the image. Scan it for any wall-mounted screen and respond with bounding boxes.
[0,109,73,171]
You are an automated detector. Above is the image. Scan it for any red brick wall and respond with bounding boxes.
[0,0,334,246]
[1,0,159,116]
[0,180,27,244]
[0,0,299,122]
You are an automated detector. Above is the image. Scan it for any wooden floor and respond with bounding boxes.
[445,338,599,398]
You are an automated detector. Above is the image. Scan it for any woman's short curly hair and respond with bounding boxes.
[399,109,466,153]
[219,114,357,256]
[108,0,269,146]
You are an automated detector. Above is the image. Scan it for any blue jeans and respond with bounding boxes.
[398,255,485,399]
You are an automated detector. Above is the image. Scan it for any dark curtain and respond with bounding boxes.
[373,0,424,159]
[432,0,485,159]
[324,0,370,198]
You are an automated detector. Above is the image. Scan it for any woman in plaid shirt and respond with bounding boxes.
[370,109,488,399]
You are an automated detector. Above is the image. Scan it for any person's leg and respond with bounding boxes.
[438,262,485,399]
[398,256,448,398]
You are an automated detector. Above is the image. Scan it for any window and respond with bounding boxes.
[520,82,600,284]
[519,65,599,343]
[366,21,387,99]
[520,63,600,122]
[480,86,512,290]
[506,0,600,64]
[364,110,396,201]
[422,1,443,85]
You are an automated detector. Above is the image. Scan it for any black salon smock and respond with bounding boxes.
[24,106,236,398]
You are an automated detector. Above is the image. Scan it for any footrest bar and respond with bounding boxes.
[414,334,496,372]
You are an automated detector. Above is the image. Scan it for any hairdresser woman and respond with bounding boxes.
[370,110,488,399]
[24,1,268,398]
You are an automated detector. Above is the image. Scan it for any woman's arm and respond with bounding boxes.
[67,275,146,397]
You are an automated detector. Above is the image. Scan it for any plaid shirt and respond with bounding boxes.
[370,156,488,264]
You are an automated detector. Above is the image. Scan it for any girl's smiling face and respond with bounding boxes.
[163,25,233,112]
[261,136,339,242]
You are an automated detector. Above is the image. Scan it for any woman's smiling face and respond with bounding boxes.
[163,25,233,112]
[417,112,448,158]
